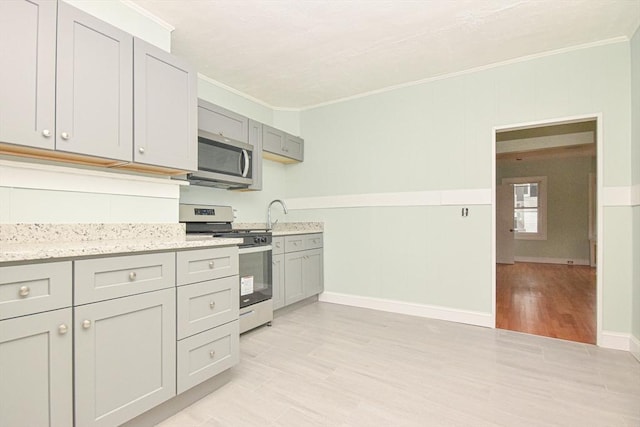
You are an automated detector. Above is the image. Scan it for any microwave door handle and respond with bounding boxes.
[241,149,250,178]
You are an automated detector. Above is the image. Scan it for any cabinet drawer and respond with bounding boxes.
[304,234,323,250]
[272,237,285,255]
[177,320,239,394]
[74,252,175,305]
[0,262,72,320]
[284,233,323,252]
[176,246,238,286]
[177,275,239,339]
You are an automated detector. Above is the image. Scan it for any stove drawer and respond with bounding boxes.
[0,261,72,320]
[177,247,239,286]
[177,275,239,339]
[177,320,239,394]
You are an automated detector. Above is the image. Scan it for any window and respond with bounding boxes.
[502,176,547,240]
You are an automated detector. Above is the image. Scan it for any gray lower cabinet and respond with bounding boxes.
[275,233,324,309]
[74,288,176,427]
[56,1,133,161]
[0,0,56,150]
[176,248,240,395]
[272,253,285,310]
[133,38,197,171]
[0,308,73,427]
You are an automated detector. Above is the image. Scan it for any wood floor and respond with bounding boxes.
[157,301,639,427]
[496,262,596,344]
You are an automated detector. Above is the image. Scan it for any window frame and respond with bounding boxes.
[501,176,547,241]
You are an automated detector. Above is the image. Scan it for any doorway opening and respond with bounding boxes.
[493,116,600,344]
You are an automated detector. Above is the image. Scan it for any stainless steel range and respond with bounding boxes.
[179,204,273,333]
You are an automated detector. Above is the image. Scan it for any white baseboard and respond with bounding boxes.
[318,291,493,328]
[514,256,590,266]
[600,330,638,354]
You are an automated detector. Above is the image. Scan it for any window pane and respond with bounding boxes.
[514,208,538,233]
[513,183,538,208]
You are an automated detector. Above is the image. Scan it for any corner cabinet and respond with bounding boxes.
[272,233,324,310]
[0,0,197,174]
[262,125,304,163]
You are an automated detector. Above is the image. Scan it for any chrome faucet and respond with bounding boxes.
[267,199,288,230]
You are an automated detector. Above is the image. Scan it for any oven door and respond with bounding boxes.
[238,245,272,308]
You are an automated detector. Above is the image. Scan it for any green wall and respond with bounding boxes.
[630,27,640,348]
[292,41,633,329]
[497,156,595,261]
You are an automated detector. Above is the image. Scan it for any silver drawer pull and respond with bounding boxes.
[209,301,216,309]
[209,350,215,358]
[129,271,137,281]
[208,261,215,269]
[82,320,92,329]
[58,324,68,335]
[18,286,30,297]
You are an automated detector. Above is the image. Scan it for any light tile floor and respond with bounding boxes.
[157,302,640,427]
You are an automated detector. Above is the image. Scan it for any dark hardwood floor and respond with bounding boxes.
[496,262,596,344]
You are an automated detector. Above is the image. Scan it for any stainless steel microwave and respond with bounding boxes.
[186,130,253,189]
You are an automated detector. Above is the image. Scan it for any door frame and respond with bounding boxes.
[491,113,603,345]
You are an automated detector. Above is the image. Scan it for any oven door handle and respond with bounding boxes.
[238,244,272,255]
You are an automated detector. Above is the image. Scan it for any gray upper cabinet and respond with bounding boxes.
[134,38,197,171]
[262,124,304,163]
[0,0,56,150]
[198,99,249,144]
[75,288,176,427]
[56,2,133,161]
[247,119,263,191]
[0,308,73,427]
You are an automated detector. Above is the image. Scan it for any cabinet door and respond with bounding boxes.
[284,251,305,305]
[303,248,324,298]
[247,119,263,190]
[272,253,285,310]
[262,125,285,154]
[198,99,249,144]
[75,289,176,427]
[134,38,197,171]
[56,2,133,161]
[0,308,73,427]
[284,134,304,161]
[0,0,56,149]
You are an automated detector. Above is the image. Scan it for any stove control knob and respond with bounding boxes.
[261,237,268,243]
[254,237,261,244]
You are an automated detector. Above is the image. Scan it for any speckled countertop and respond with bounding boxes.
[0,224,241,263]
[0,222,323,263]
[234,222,324,236]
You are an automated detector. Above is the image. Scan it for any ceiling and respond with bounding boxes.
[129,0,640,109]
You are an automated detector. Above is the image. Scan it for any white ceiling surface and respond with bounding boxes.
[130,0,640,109]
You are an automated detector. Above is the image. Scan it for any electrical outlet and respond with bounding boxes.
[567,260,574,265]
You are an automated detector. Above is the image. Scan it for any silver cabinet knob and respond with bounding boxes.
[60,132,70,140]
[209,301,215,309]
[209,350,215,358]
[18,286,30,297]
[58,324,68,335]
[129,271,137,281]
[42,129,51,137]
[82,320,92,329]
[138,147,145,154]
[208,261,214,269]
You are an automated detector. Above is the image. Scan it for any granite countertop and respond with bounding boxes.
[234,222,324,236]
[0,222,323,263]
[0,224,241,263]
